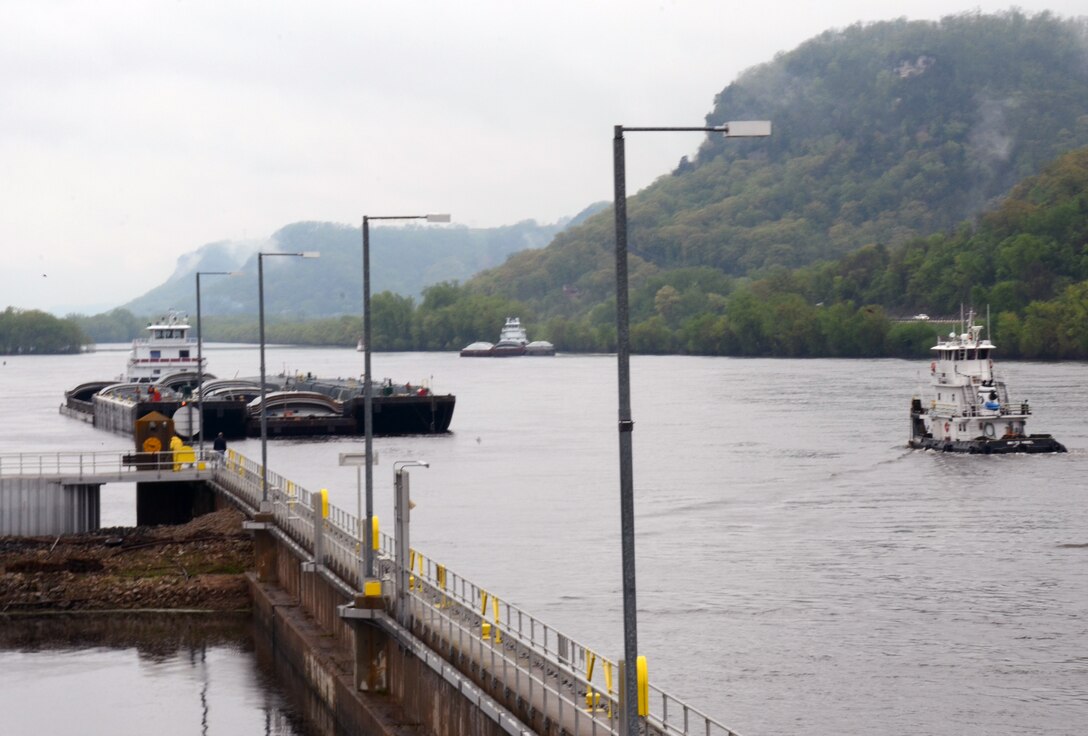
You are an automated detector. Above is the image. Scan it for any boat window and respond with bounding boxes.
[180,350,189,358]
[150,350,161,359]
[154,330,163,339]
[979,348,990,359]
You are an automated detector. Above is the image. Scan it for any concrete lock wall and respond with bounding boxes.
[248,526,514,736]
[0,478,100,536]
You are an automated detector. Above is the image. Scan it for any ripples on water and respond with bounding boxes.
[2,348,1086,735]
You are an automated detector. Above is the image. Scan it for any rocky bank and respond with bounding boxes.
[0,508,253,612]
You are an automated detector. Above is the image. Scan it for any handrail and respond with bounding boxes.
[3,449,743,736]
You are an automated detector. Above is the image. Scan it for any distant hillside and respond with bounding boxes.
[120,206,606,318]
[468,11,1088,319]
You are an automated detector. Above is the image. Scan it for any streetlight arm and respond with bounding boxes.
[619,121,772,136]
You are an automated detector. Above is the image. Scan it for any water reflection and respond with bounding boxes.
[0,613,318,736]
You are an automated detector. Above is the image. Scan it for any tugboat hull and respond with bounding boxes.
[908,435,1067,454]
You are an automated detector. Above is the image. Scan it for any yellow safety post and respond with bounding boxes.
[480,591,491,640]
[636,655,649,717]
[436,564,448,608]
[409,549,417,590]
[604,660,614,718]
[490,595,502,644]
[371,516,380,550]
[319,489,329,519]
[585,652,602,711]
[411,553,424,592]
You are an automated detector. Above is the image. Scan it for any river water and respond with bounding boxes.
[1,346,1086,735]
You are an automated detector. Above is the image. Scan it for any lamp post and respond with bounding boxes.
[339,450,377,589]
[195,270,237,463]
[612,121,770,735]
[393,459,429,622]
[360,213,449,591]
[258,250,320,509]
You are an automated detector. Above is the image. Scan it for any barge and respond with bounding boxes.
[61,312,455,440]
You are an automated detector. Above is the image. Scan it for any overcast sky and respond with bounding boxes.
[3,1,1084,314]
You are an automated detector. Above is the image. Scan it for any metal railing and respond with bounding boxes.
[5,449,743,736]
[0,451,190,479]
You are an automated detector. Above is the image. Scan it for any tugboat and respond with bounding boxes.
[908,313,1066,454]
[491,317,529,357]
[460,317,555,357]
[124,310,203,383]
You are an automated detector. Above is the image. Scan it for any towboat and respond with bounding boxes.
[124,311,204,383]
[460,317,555,357]
[908,314,1065,454]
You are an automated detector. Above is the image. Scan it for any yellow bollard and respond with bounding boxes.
[371,516,380,549]
[585,652,600,711]
[409,550,416,590]
[604,661,614,718]
[491,596,502,644]
[437,564,448,608]
[319,489,329,519]
[637,655,649,717]
[480,591,491,639]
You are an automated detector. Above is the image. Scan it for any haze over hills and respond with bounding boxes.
[69,10,1088,362]
[119,204,607,318]
[469,11,1088,320]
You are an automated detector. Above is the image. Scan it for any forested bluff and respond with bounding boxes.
[5,12,1088,360]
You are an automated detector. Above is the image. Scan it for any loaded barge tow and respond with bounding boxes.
[60,312,455,439]
[908,313,1064,454]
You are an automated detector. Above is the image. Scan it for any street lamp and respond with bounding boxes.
[393,460,429,621]
[611,120,770,735]
[258,250,320,509]
[360,213,449,592]
[194,270,239,462]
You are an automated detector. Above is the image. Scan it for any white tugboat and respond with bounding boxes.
[908,313,1065,453]
[123,311,202,383]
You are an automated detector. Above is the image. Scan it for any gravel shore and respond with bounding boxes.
[0,508,253,612]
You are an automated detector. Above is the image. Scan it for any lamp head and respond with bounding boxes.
[717,120,772,137]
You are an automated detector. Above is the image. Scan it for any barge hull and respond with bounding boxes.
[66,395,455,440]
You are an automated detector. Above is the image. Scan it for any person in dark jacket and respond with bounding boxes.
[212,432,227,465]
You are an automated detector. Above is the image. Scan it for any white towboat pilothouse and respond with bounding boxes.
[908,313,1065,454]
[123,311,203,383]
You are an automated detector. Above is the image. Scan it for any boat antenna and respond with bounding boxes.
[986,304,991,339]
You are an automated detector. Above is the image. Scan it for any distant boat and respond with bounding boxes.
[356,339,365,352]
[460,318,555,358]
[908,310,1064,454]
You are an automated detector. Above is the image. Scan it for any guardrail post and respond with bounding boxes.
[312,496,325,570]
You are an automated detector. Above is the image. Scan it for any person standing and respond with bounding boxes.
[213,432,227,465]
